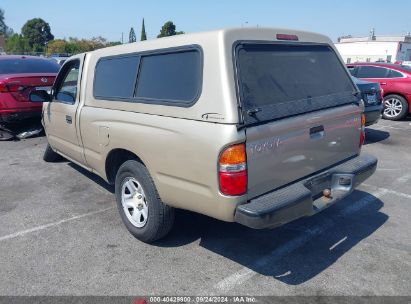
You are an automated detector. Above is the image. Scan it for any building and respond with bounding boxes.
[335,33,411,64]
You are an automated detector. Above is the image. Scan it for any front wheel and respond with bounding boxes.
[115,160,175,243]
[382,94,409,120]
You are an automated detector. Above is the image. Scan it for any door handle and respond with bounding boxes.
[380,82,387,85]
[65,115,72,124]
[310,125,325,139]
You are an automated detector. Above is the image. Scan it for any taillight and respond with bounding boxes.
[0,82,26,93]
[0,83,8,93]
[218,143,247,196]
[276,34,299,41]
[359,114,366,147]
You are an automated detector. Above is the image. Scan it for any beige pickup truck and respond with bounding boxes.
[30,28,377,243]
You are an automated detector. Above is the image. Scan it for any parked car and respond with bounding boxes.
[395,61,411,67]
[31,28,377,243]
[0,55,59,123]
[352,77,383,126]
[50,56,69,66]
[347,63,411,120]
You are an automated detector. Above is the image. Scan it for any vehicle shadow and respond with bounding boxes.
[67,162,115,193]
[364,128,390,145]
[156,190,387,285]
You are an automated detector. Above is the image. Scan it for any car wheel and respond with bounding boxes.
[115,160,175,243]
[43,143,63,162]
[382,94,409,120]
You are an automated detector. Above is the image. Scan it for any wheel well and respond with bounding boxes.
[383,92,406,100]
[105,149,143,184]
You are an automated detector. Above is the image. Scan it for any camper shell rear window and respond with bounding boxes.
[235,42,358,125]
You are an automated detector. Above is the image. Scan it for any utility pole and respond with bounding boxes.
[121,32,124,44]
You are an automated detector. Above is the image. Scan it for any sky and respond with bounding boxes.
[2,0,411,43]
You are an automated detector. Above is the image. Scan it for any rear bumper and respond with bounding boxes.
[0,110,41,123]
[235,154,377,229]
[364,104,383,126]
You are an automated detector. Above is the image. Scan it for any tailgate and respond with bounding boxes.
[234,41,362,199]
[246,104,362,198]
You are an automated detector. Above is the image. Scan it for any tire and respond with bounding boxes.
[43,143,63,162]
[115,160,175,243]
[382,94,409,121]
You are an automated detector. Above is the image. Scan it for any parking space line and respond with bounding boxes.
[362,184,411,200]
[397,174,411,184]
[371,124,410,131]
[213,188,388,292]
[329,236,348,251]
[0,207,115,242]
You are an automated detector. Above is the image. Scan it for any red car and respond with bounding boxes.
[347,63,411,120]
[0,56,59,123]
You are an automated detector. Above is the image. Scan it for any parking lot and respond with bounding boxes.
[0,118,410,296]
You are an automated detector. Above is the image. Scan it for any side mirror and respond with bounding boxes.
[29,90,52,103]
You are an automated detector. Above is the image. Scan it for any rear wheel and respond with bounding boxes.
[382,94,408,120]
[115,160,174,243]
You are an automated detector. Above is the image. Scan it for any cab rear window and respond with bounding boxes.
[236,43,357,124]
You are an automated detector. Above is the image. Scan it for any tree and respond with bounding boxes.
[129,27,136,43]
[47,39,67,55]
[0,8,6,35]
[107,41,122,47]
[0,8,13,37]
[5,27,14,37]
[141,18,147,41]
[47,36,118,55]
[158,21,181,38]
[90,36,107,49]
[21,18,54,50]
[5,34,31,54]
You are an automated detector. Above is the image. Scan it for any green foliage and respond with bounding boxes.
[5,34,31,53]
[46,39,67,54]
[5,27,14,37]
[141,19,147,41]
[21,18,54,49]
[129,27,136,43]
[157,21,183,38]
[0,8,7,35]
[45,36,119,56]
[107,41,122,47]
[0,8,13,37]
[0,8,6,35]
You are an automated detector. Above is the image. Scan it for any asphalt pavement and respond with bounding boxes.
[0,117,410,296]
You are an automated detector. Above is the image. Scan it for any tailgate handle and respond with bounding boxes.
[310,125,325,139]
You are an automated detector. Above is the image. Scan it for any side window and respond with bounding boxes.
[357,66,389,78]
[94,56,139,99]
[93,48,202,106]
[135,50,201,104]
[387,69,403,78]
[54,60,80,104]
